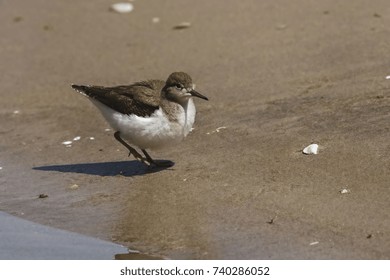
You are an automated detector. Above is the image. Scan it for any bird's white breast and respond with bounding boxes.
[90,98,196,150]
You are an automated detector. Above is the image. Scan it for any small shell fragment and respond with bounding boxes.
[110,2,134,14]
[215,126,227,132]
[386,75,390,80]
[302,144,319,155]
[276,23,287,30]
[207,126,227,135]
[62,141,72,145]
[89,137,95,140]
[173,22,191,30]
[73,136,81,141]
[68,184,79,190]
[340,188,350,194]
[13,110,20,114]
[309,241,319,246]
[152,17,160,23]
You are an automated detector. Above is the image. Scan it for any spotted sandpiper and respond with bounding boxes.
[71,72,208,167]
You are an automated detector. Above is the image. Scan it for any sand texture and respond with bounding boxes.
[0,0,389,259]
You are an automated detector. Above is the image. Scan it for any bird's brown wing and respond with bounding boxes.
[72,80,165,117]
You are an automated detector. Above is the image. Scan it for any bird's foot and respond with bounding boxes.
[128,151,151,166]
[141,149,174,168]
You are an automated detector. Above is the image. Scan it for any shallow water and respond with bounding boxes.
[0,211,128,260]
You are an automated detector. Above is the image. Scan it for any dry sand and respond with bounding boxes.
[0,0,389,259]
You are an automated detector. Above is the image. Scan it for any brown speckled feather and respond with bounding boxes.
[72,80,165,117]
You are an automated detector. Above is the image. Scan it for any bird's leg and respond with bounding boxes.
[141,149,155,164]
[114,131,149,165]
[142,149,173,167]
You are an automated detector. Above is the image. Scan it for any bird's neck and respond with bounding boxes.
[162,89,189,108]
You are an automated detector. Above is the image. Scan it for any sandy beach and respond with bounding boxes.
[0,0,389,259]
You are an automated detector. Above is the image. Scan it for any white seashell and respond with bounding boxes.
[62,141,72,145]
[152,17,160,23]
[110,3,134,13]
[340,188,350,194]
[104,128,111,132]
[73,136,81,141]
[302,144,319,155]
[89,137,95,140]
[309,241,319,246]
[0,167,3,170]
[13,110,20,114]
[386,75,390,80]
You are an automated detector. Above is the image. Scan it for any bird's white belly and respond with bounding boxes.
[91,99,196,150]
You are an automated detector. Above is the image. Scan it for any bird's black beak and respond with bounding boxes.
[190,90,208,101]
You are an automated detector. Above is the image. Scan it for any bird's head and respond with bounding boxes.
[164,72,208,104]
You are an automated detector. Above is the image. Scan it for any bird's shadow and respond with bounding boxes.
[33,160,174,177]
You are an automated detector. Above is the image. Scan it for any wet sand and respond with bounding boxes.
[0,0,389,259]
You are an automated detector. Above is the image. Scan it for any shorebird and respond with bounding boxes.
[71,72,208,167]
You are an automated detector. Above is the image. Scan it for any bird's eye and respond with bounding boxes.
[174,83,183,89]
